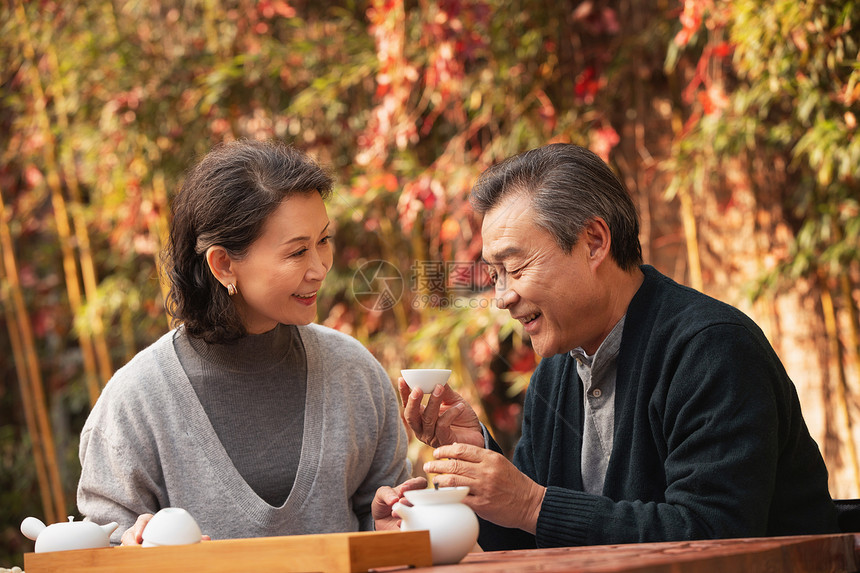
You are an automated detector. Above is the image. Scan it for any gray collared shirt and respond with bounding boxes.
[570,316,625,495]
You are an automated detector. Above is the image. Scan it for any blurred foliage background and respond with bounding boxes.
[1,0,858,566]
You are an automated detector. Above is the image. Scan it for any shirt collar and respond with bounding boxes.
[570,315,626,372]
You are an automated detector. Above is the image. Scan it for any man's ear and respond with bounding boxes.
[205,246,236,287]
[583,217,611,267]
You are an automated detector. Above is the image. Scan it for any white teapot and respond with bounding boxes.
[21,516,119,553]
[393,486,479,565]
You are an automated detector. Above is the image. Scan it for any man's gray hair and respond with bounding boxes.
[470,143,642,271]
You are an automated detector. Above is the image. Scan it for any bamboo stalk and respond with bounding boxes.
[49,176,102,405]
[678,188,703,291]
[819,271,860,494]
[3,298,55,524]
[44,21,113,394]
[839,265,860,384]
[0,188,67,523]
[15,2,105,405]
[152,170,173,329]
[379,214,410,333]
[0,202,55,524]
[830,222,860,392]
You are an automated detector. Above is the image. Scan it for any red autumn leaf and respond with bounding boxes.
[712,42,732,58]
[440,218,460,242]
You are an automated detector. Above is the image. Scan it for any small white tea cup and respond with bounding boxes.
[141,507,202,547]
[401,369,452,393]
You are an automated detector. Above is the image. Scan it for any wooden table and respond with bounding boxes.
[389,533,860,573]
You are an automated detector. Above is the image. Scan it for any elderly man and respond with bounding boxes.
[374,142,838,549]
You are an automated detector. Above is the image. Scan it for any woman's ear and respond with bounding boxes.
[205,246,235,287]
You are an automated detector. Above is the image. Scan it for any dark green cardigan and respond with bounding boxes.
[479,265,838,550]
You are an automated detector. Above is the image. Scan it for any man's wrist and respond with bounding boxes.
[522,484,546,535]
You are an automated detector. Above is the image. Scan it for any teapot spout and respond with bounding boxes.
[101,522,119,536]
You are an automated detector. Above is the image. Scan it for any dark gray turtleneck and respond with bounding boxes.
[174,323,307,507]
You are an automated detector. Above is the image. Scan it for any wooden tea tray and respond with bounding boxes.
[23,529,432,573]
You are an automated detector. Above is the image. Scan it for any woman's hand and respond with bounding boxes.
[120,512,211,545]
[372,477,428,531]
[398,379,484,449]
[120,514,153,546]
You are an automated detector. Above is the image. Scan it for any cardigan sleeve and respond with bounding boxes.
[350,361,412,531]
[476,432,538,550]
[478,356,575,550]
[77,374,170,544]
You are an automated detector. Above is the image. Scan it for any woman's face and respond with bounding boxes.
[229,192,332,333]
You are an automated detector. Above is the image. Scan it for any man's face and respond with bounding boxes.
[481,193,605,356]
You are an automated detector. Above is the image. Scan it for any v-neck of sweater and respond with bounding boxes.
[157,325,325,527]
[176,324,307,507]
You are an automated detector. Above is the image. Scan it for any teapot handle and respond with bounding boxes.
[21,517,46,541]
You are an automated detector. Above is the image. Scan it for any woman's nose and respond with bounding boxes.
[307,246,330,281]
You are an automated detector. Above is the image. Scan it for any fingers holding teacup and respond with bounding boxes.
[424,444,485,483]
[121,513,153,546]
[400,384,429,440]
[400,369,484,448]
[394,476,429,499]
[425,444,546,532]
[401,369,451,445]
[397,377,413,407]
[423,443,503,506]
[372,477,428,531]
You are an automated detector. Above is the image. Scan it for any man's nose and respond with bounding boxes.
[495,281,518,310]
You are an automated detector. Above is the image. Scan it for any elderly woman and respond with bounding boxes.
[77,139,422,544]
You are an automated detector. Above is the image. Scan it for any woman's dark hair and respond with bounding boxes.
[470,143,642,271]
[163,139,334,343]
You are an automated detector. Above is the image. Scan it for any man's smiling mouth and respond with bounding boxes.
[519,312,541,324]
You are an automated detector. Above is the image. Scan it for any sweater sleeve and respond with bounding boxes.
[534,323,788,546]
[478,356,573,550]
[476,432,538,550]
[350,360,412,531]
[77,376,169,544]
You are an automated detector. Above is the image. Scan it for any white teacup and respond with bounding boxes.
[141,507,202,547]
[401,369,452,393]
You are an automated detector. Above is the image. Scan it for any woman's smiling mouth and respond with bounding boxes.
[294,291,318,305]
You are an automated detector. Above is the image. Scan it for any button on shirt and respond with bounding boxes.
[570,316,625,495]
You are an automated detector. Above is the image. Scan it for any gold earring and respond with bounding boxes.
[227,283,238,296]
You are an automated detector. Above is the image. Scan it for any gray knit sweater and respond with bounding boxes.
[77,323,411,543]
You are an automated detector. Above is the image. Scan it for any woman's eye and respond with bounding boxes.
[319,235,332,245]
[290,248,308,258]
